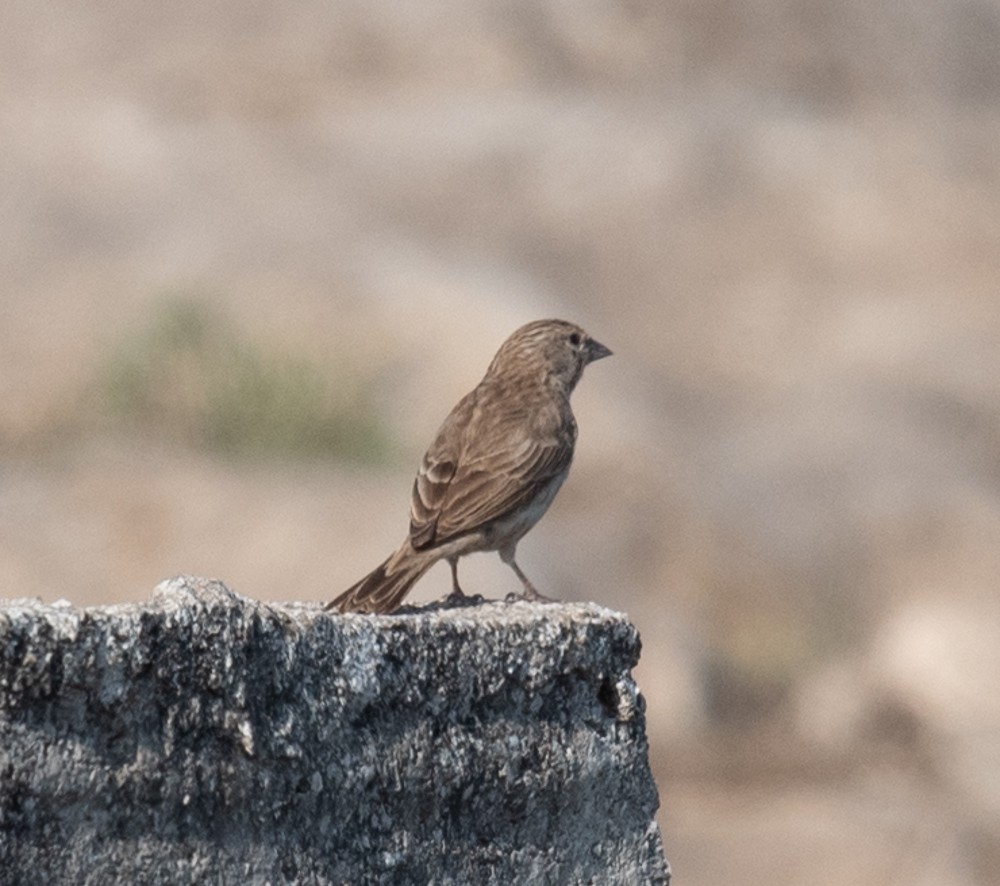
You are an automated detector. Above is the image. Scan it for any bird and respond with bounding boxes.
[326,318,611,614]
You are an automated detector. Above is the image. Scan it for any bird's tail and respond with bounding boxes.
[326,542,435,614]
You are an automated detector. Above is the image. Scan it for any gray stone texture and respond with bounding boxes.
[0,577,669,884]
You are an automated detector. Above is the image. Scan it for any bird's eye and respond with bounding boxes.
[569,332,582,347]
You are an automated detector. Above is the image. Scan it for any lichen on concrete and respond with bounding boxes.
[0,576,670,884]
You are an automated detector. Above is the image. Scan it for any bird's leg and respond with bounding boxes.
[501,550,557,603]
[445,556,469,604]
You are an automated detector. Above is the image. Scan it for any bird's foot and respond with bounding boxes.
[506,584,558,604]
[444,587,483,608]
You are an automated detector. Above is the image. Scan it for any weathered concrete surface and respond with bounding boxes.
[0,577,669,885]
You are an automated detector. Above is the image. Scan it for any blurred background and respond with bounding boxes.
[3,2,1000,883]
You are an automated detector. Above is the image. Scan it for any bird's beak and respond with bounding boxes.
[585,337,612,363]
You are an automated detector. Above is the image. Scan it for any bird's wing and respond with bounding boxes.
[409,391,573,550]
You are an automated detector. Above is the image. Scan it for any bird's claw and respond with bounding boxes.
[444,590,483,608]
[505,588,557,604]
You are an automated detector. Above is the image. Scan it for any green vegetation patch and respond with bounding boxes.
[104,297,390,463]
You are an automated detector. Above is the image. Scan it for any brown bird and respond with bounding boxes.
[326,318,611,614]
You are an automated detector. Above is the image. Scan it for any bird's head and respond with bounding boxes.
[486,319,611,393]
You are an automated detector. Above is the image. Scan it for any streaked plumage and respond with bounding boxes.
[326,318,611,614]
